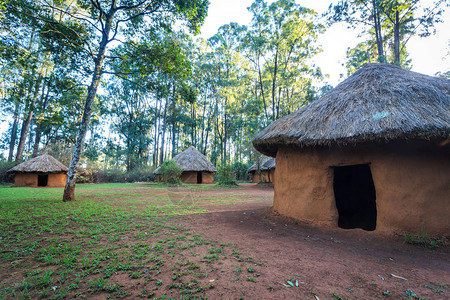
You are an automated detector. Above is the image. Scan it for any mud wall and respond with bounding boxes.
[251,171,268,183]
[14,173,67,187]
[14,173,37,187]
[181,171,215,184]
[274,142,450,236]
[181,171,197,183]
[201,172,215,184]
[47,173,67,187]
[251,169,275,183]
[269,168,275,185]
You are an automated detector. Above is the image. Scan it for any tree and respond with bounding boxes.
[378,0,446,64]
[328,0,447,71]
[247,0,323,120]
[1,0,90,163]
[106,30,194,172]
[9,0,208,201]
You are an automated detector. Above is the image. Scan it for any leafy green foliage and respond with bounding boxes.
[0,160,15,183]
[328,0,445,73]
[76,167,156,184]
[159,160,182,184]
[216,164,237,186]
[233,161,249,181]
[404,227,446,249]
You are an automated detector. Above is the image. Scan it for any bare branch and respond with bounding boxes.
[11,7,97,61]
[400,0,445,52]
[40,2,103,33]
[90,0,106,31]
[108,7,159,43]
[116,0,152,12]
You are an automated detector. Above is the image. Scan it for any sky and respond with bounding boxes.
[200,0,450,85]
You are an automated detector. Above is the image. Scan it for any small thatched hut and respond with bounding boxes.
[247,156,276,183]
[154,146,217,184]
[8,154,68,187]
[253,63,450,235]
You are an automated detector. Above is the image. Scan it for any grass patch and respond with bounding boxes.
[404,227,446,249]
[0,183,254,299]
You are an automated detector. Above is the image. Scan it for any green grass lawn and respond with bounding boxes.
[0,183,256,299]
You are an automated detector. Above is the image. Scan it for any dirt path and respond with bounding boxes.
[178,184,450,299]
[1,183,448,299]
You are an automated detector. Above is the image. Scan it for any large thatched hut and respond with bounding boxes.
[8,154,68,187]
[247,156,276,183]
[253,63,450,235]
[154,146,217,184]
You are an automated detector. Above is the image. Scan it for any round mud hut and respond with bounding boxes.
[252,63,450,235]
[8,154,69,187]
[154,146,217,184]
[247,156,276,183]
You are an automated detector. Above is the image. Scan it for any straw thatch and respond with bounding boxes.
[8,154,68,173]
[253,63,450,156]
[154,146,217,174]
[247,156,276,173]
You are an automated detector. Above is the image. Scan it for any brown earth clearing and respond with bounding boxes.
[0,183,448,299]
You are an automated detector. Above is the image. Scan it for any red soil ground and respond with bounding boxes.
[2,184,448,299]
[173,184,449,299]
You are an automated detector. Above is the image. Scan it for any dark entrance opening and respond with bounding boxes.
[333,164,377,231]
[38,174,48,187]
[197,172,202,184]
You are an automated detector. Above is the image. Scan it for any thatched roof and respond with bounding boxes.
[8,154,69,173]
[253,63,450,157]
[247,156,276,173]
[154,146,217,174]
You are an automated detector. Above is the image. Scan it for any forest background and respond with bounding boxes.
[1,0,449,186]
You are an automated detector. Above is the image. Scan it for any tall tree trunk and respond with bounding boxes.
[394,10,400,64]
[153,98,160,167]
[223,97,227,164]
[8,103,20,161]
[126,114,134,172]
[15,74,43,162]
[276,86,281,120]
[203,127,209,154]
[271,45,279,121]
[199,98,206,152]
[257,57,268,120]
[159,96,168,165]
[32,123,42,158]
[171,125,177,157]
[32,82,49,157]
[191,105,196,146]
[373,0,385,62]
[63,8,114,201]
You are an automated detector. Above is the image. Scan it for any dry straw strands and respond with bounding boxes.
[154,146,217,174]
[8,154,69,173]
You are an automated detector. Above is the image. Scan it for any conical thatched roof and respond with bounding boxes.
[8,154,69,173]
[247,156,276,173]
[154,146,217,174]
[253,63,450,157]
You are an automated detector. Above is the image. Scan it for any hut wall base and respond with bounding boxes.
[14,173,38,187]
[47,173,68,187]
[181,171,215,184]
[274,143,450,236]
[201,172,215,184]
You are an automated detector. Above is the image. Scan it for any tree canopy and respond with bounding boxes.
[0,0,447,196]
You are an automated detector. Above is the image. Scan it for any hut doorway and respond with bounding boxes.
[333,164,377,231]
[38,174,48,187]
[197,172,202,184]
